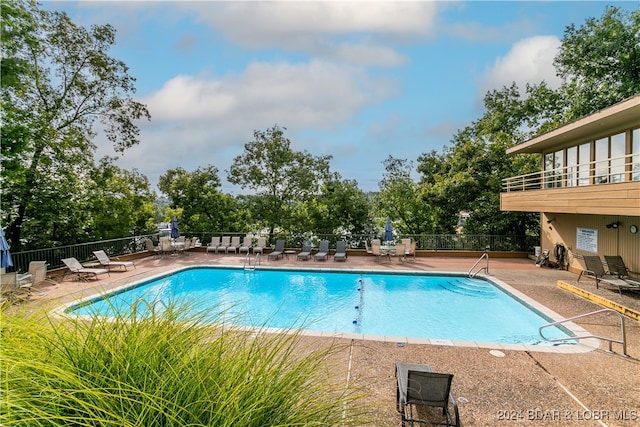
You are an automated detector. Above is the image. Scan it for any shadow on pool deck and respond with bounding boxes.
[17,252,640,426]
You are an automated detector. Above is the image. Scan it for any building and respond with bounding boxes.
[501,95,640,275]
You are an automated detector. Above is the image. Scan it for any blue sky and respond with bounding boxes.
[44,1,636,195]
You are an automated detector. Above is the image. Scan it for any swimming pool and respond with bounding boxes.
[65,267,577,346]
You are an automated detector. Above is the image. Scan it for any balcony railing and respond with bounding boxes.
[502,154,640,192]
[7,233,538,274]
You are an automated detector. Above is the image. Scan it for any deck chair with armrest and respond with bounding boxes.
[217,236,231,253]
[333,240,347,262]
[297,242,313,261]
[239,236,252,254]
[578,256,640,295]
[93,250,135,271]
[17,261,49,297]
[396,362,460,427]
[253,237,266,255]
[206,236,221,254]
[314,240,329,261]
[62,257,110,281]
[227,236,240,253]
[268,239,285,260]
[604,255,632,279]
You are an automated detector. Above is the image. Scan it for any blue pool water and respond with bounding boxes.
[67,267,573,345]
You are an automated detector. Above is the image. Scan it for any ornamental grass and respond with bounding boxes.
[1,301,368,426]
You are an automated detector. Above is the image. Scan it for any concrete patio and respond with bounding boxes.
[11,250,640,426]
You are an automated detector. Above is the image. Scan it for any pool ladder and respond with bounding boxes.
[244,253,261,270]
[468,252,489,277]
[539,308,628,357]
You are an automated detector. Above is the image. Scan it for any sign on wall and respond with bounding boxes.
[576,228,598,253]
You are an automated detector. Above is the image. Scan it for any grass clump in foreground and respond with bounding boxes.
[1,301,368,426]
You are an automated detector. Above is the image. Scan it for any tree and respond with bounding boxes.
[376,156,434,235]
[294,177,374,239]
[158,166,240,233]
[1,0,150,250]
[227,125,332,240]
[86,159,156,240]
[554,7,640,119]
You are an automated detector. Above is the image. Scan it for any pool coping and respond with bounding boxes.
[51,264,600,354]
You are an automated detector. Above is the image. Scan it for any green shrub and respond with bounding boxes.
[1,302,367,426]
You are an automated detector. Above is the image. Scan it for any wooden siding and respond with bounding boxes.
[500,181,640,215]
[539,213,640,275]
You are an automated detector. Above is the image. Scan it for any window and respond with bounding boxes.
[594,137,608,184]
[578,143,591,186]
[566,146,577,187]
[610,133,625,183]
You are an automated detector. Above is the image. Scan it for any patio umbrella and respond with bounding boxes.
[383,217,394,243]
[0,228,13,268]
[170,216,180,239]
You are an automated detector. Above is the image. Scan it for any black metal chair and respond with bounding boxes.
[396,362,460,427]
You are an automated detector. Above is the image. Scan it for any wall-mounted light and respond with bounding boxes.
[606,221,619,229]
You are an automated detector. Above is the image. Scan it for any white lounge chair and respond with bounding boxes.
[253,237,266,255]
[93,250,135,271]
[239,236,252,254]
[207,236,221,254]
[217,236,230,253]
[62,257,109,280]
[227,236,240,253]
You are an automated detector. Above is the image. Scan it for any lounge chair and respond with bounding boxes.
[17,261,49,297]
[578,256,640,295]
[253,237,266,255]
[334,241,347,262]
[239,236,252,254]
[93,250,135,271]
[268,240,285,260]
[206,236,221,254]
[364,241,373,255]
[217,236,230,253]
[1,272,18,305]
[227,236,240,253]
[297,242,313,261]
[395,362,460,427]
[61,257,109,281]
[604,255,633,279]
[314,240,329,261]
[145,239,160,256]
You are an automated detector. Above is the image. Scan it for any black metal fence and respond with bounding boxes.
[7,232,538,273]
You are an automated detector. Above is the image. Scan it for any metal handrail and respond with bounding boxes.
[502,154,640,192]
[468,252,489,277]
[243,253,251,269]
[539,308,628,357]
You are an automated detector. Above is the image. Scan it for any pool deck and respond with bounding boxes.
[13,251,640,426]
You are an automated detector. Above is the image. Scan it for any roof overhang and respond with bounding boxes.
[507,95,640,155]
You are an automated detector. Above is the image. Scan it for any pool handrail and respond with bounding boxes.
[468,252,489,277]
[539,308,628,357]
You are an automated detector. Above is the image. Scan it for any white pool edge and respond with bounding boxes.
[51,264,600,354]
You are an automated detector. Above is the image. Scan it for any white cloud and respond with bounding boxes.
[480,35,562,96]
[181,2,438,66]
[143,59,396,129]
[101,58,398,191]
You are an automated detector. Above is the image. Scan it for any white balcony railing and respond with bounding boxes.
[502,154,640,192]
